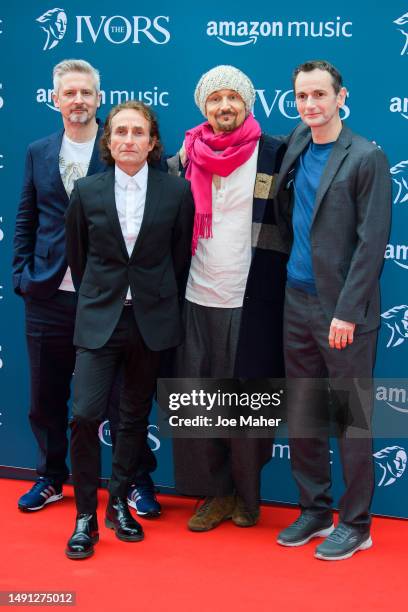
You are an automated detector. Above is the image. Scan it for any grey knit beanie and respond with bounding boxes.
[194,65,255,117]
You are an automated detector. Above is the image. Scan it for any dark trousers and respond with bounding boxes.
[25,291,77,483]
[284,286,377,531]
[24,291,156,485]
[173,301,271,512]
[70,307,160,514]
[108,380,157,481]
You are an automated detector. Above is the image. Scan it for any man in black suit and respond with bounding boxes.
[64,101,193,559]
[274,60,391,560]
[13,59,160,517]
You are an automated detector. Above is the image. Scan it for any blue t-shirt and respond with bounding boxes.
[287,141,334,294]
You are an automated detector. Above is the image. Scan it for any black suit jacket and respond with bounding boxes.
[12,123,106,298]
[274,123,392,332]
[65,166,194,351]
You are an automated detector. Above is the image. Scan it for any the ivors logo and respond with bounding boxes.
[36,8,67,51]
[394,12,408,55]
[35,10,171,49]
[75,15,170,45]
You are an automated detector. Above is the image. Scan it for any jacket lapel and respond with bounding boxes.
[87,122,106,176]
[99,168,130,260]
[273,125,311,196]
[45,129,68,204]
[311,124,352,224]
[129,167,162,261]
[45,122,105,204]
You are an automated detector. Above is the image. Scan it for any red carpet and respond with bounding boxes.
[1,479,407,611]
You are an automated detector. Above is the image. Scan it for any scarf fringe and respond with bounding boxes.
[192,213,213,255]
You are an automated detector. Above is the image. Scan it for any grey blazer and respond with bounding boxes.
[273,123,392,332]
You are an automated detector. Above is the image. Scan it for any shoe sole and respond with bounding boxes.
[65,535,99,560]
[18,493,63,512]
[127,498,161,518]
[232,511,260,528]
[187,513,233,532]
[277,524,335,547]
[104,518,144,542]
[232,519,258,528]
[315,536,373,561]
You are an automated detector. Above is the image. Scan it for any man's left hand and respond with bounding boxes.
[328,318,356,350]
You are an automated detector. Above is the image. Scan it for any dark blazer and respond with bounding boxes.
[12,124,106,299]
[274,123,392,332]
[65,166,194,351]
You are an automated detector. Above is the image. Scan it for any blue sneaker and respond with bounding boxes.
[127,482,161,518]
[18,478,63,512]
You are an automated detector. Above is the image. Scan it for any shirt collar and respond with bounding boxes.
[115,162,148,190]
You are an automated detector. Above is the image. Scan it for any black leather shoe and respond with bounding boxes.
[65,513,99,560]
[105,496,144,542]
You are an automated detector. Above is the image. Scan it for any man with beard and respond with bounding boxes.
[13,60,160,518]
[172,65,287,531]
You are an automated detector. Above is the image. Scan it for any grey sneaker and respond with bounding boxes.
[277,513,334,547]
[315,523,372,561]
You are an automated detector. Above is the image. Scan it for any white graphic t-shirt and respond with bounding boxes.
[58,134,96,291]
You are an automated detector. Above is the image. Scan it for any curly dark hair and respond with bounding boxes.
[292,60,343,94]
[100,100,163,165]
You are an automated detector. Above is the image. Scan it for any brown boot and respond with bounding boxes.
[232,496,260,527]
[187,496,235,532]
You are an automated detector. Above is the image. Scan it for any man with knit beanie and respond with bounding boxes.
[172,65,288,531]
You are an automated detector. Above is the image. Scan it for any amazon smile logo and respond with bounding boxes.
[376,385,408,413]
[206,17,352,46]
[384,243,408,270]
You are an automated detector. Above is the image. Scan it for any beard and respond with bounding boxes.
[68,109,92,124]
[215,112,238,132]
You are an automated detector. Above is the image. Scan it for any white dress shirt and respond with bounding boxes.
[114,162,148,299]
[186,142,258,308]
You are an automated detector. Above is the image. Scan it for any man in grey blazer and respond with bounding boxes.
[274,60,391,560]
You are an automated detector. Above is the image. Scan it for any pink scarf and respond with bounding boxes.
[185,113,261,254]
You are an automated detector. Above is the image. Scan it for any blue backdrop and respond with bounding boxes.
[1,1,407,518]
